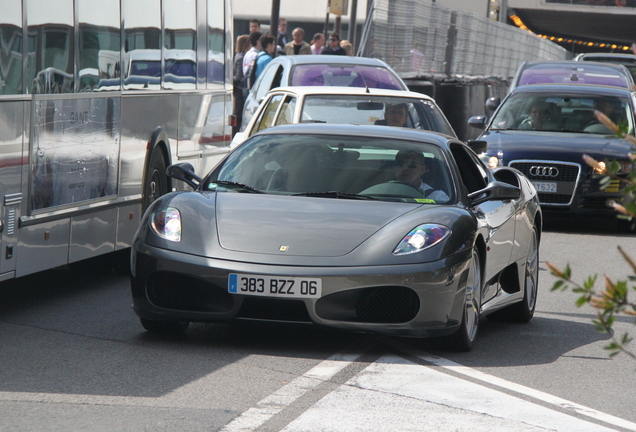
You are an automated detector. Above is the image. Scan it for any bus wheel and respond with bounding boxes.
[142,148,168,212]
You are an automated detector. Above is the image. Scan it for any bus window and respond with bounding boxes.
[27,0,75,94]
[0,1,23,95]
[207,0,225,85]
[164,0,196,90]
[123,0,161,90]
[78,0,121,92]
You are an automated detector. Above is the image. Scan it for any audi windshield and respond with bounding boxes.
[490,92,634,134]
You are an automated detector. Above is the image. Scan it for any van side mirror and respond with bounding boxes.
[467,115,487,130]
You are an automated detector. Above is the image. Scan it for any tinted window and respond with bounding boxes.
[519,64,631,88]
[164,0,196,89]
[27,0,74,94]
[290,64,405,90]
[490,92,633,134]
[78,0,121,92]
[207,0,225,85]
[0,1,23,94]
[123,0,161,90]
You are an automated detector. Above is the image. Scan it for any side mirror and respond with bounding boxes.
[166,162,202,189]
[467,139,488,154]
[485,97,500,111]
[468,181,520,206]
[468,115,487,130]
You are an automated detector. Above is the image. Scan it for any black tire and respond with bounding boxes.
[140,318,189,333]
[489,226,539,323]
[447,248,482,352]
[142,148,169,212]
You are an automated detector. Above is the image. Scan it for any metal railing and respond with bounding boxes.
[360,0,569,79]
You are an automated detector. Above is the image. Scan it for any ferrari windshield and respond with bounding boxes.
[489,92,633,134]
[290,64,405,90]
[299,95,456,136]
[206,134,454,204]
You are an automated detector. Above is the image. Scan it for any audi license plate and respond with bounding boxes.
[532,181,557,193]
[228,274,322,298]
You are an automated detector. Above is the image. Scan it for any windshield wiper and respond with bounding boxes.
[211,180,264,193]
[292,191,378,200]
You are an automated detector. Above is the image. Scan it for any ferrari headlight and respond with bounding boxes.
[393,224,451,255]
[150,207,181,241]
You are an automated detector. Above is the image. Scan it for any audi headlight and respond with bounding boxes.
[150,207,181,241]
[393,224,451,255]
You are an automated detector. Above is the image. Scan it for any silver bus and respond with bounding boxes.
[0,0,233,280]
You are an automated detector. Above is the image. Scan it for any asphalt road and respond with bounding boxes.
[0,219,635,431]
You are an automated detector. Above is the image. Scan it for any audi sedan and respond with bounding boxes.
[131,123,542,351]
[468,83,635,228]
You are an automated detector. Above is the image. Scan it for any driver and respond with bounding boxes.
[375,103,409,127]
[395,149,449,201]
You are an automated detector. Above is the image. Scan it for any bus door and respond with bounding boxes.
[0,99,27,279]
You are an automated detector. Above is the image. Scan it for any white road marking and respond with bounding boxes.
[282,353,627,432]
[219,345,369,432]
[389,341,636,432]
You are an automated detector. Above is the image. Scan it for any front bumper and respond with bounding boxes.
[131,241,473,338]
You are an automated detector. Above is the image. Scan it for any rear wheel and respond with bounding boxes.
[448,248,482,352]
[140,318,189,333]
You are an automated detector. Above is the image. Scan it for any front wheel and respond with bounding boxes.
[142,148,168,212]
[447,248,482,352]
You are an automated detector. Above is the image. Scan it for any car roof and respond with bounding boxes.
[266,86,436,101]
[268,55,393,67]
[253,123,456,148]
[509,83,634,96]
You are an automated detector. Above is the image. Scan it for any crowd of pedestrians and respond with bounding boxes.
[232,18,354,135]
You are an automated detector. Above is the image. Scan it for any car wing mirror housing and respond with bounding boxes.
[467,139,488,154]
[166,162,202,189]
[467,115,487,130]
[485,96,501,111]
[468,181,520,206]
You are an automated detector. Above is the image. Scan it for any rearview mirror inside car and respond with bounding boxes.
[357,102,384,110]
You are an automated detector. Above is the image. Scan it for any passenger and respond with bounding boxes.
[375,103,409,127]
[519,101,554,130]
[584,97,620,133]
[394,149,449,201]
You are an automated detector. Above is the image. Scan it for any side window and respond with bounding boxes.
[275,96,296,126]
[78,0,121,92]
[450,143,488,194]
[123,0,162,91]
[254,64,281,102]
[164,0,196,90]
[27,0,75,94]
[1,1,23,94]
[254,94,283,133]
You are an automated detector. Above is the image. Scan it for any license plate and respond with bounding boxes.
[532,181,557,193]
[228,274,322,298]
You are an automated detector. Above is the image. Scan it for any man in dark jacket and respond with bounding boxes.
[321,32,346,55]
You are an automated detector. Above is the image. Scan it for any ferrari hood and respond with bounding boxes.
[215,193,414,257]
[482,130,633,161]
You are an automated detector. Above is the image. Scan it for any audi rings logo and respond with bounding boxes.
[529,166,559,177]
